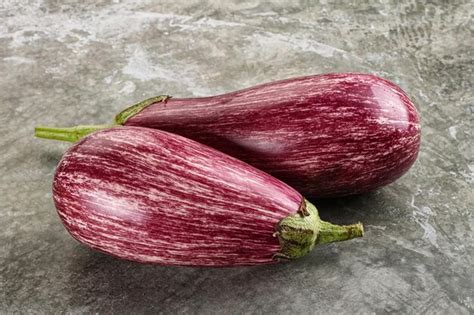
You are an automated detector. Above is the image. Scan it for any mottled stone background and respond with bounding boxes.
[1,0,472,314]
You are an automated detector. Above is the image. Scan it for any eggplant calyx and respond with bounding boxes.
[115,95,171,125]
[274,199,364,260]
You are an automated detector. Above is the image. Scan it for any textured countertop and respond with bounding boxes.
[1,1,472,314]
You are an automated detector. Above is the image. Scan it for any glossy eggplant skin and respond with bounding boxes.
[53,127,302,266]
[124,73,421,197]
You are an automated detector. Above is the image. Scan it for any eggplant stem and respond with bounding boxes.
[275,199,364,260]
[34,125,113,143]
[115,95,171,125]
[317,221,364,245]
[35,95,170,143]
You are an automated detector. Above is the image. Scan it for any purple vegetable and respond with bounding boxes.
[53,127,363,266]
[36,73,421,197]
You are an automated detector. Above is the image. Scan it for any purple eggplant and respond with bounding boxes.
[53,127,363,266]
[36,73,421,197]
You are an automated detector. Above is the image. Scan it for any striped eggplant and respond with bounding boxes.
[53,127,363,266]
[36,73,421,198]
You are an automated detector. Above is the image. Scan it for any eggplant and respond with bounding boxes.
[36,73,421,197]
[53,127,363,266]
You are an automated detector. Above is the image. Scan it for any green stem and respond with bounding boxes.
[35,95,170,143]
[115,95,170,125]
[317,221,364,245]
[275,199,364,260]
[34,125,114,143]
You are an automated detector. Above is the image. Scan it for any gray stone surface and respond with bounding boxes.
[1,1,473,314]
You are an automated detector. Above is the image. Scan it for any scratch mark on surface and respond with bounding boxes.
[410,195,438,248]
[448,126,457,140]
[3,56,35,65]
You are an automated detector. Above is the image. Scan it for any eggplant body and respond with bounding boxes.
[123,73,420,197]
[54,127,303,266]
[54,127,363,266]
